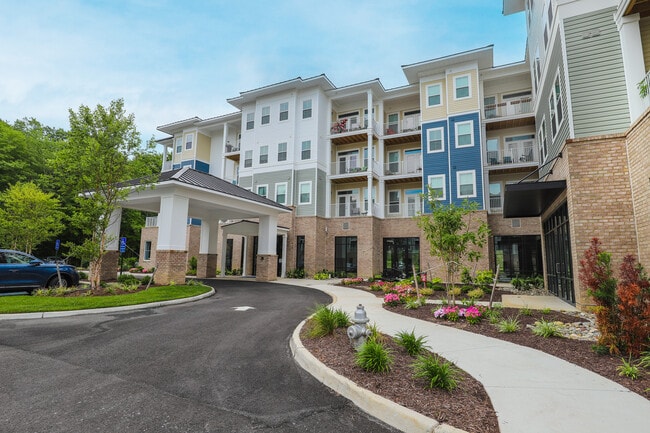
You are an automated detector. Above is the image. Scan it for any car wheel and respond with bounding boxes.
[46,276,69,289]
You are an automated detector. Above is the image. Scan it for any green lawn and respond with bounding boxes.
[0,285,212,314]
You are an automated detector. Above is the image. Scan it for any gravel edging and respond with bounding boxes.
[290,319,468,433]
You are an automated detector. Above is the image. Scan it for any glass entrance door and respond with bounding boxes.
[543,203,575,304]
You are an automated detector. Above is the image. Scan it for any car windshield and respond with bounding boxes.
[3,251,39,264]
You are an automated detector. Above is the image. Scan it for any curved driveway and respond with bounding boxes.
[0,279,397,433]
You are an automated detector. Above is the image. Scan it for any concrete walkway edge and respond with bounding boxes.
[0,288,215,320]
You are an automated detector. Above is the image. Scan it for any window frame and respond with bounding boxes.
[279,102,289,121]
[244,150,253,168]
[302,99,312,119]
[457,170,477,198]
[455,121,474,148]
[454,74,471,100]
[184,133,194,150]
[388,190,400,214]
[175,137,182,154]
[256,184,268,198]
[259,145,268,164]
[144,241,152,261]
[301,140,311,160]
[539,117,548,162]
[426,84,442,107]
[261,106,270,125]
[277,142,287,161]
[275,182,288,205]
[427,174,446,201]
[427,127,445,153]
[298,181,312,204]
[246,112,254,130]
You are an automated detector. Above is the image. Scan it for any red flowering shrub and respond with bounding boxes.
[616,282,650,357]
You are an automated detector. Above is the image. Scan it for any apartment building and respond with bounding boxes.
[128,0,650,310]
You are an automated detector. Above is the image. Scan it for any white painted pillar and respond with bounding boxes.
[200,220,219,255]
[221,123,229,179]
[617,13,646,121]
[325,98,332,218]
[281,234,287,278]
[220,233,228,276]
[105,207,122,251]
[378,180,386,218]
[367,90,374,217]
[157,195,189,250]
[257,215,278,255]
[241,236,248,276]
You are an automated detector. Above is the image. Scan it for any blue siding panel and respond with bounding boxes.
[422,120,450,212]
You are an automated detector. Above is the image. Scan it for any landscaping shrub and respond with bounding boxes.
[496,316,521,333]
[308,305,350,338]
[617,357,640,379]
[117,274,140,286]
[355,340,393,373]
[286,268,305,278]
[341,277,363,286]
[475,270,494,289]
[531,319,562,338]
[394,330,429,356]
[313,270,330,280]
[467,288,484,301]
[412,354,460,391]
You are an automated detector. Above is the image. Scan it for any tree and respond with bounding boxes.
[0,182,65,253]
[52,99,150,289]
[416,189,490,302]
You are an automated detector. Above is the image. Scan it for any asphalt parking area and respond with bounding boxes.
[0,279,398,432]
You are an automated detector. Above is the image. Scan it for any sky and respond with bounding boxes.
[1,0,527,143]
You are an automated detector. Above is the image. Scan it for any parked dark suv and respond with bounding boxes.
[0,249,80,294]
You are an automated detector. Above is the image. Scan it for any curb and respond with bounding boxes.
[0,288,215,320]
[290,319,467,433]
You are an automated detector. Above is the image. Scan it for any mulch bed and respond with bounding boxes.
[301,325,499,433]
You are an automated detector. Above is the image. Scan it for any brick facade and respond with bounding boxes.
[255,254,278,281]
[626,108,650,266]
[97,250,120,282]
[155,250,188,285]
[197,253,218,278]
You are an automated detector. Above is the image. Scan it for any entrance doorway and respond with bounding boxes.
[383,238,420,278]
[335,236,357,277]
[543,203,575,304]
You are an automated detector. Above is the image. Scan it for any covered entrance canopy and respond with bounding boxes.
[113,167,291,284]
[503,180,566,218]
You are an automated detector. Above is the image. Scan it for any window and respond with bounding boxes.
[246,112,254,130]
[387,151,400,174]
[244,150,253,168]
[277,142,287,161]
[279,102,289,121]
[550,74,563,137]
[428,175,446,200]
[388,190,400,214]
[457,170,476,198]
[144,241,152,260]
[387,113,399,133]
[259,145,268,164]
[427,127,444,153]
[454,75,470,99]
[489,182,502,211]
[549,94,556,138]
[256,184,268,198]
[539,118,548,162]
[301,140,311,160]
[302,99,312,119]
[185,133,193,150]
[175,137,182,153]
[261,106,270,125]
[455,121,473,147]
[426,84,442,107]
[363,187,375,212]
[275,183,287,204]
[296,235,305,270]
[299,181,311,204]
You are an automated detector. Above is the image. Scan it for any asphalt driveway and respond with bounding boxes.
[0,279,398,432]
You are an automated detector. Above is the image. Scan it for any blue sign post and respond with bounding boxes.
[55,239,61,251]
[119,237,127,254]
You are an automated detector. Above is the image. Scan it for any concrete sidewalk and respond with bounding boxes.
[282,279,650,433]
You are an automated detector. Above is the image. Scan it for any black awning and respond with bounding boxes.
[503,180,566,218]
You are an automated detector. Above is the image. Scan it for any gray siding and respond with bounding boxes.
[564,7,630,137]
[249,169,293,204]
[238,176,252,189]
[316,168,326,217]
[294,168,317,216]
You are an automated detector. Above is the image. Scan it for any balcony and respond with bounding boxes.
[489,196,502,214]
[145,216,158,227]
[384,202,423,218]
[225,143,240,153]
[384,113,421,145]
[330,116,379,145]
[383,160,422,178]
[486,140,537,168]
[484,97,533,119]
[330,203,367,218]
[162,160,172,172]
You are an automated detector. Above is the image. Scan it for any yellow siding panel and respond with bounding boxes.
[420,79,446,121]
[181,132,196,159]
[447,69,480,114]
[197,133,211,161]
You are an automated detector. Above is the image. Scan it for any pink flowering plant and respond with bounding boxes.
[369,280,392,292]
[433,305,483,324]
[341,277,364,286]
[383,293,401,306]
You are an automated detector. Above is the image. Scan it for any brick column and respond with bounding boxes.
[255,254,278,282]
[98,250,120,282]
[155,250,187,285]
[197,253,218,278]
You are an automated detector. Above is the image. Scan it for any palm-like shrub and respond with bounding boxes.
[394,330,429,356]
[412,354,460,391]
[355,340,393,373]
[308,305,350,338]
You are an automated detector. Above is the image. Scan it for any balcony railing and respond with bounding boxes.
[486,140,537,166]
[384,113,421,135]
[383,159,422,176]
[489,196,502,213]
[331,160,370,175]
[145,216,158,227]
[162,160,172,172]
[330,203,367,217]
[384,202,423,218]
[225,144,240,153]
[484,97,533,119]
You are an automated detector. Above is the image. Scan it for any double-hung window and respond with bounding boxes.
[454,75,470,99]
[175,137,182,153]
[427,127,444,153]
[261,106,270,125]
[185,133,193,150]
[302,99,312,119]
[457,170,476,198]
[539,118,548,162]
[277,142,287,161]
[426,84,442,107]
[455,121,473,147]
[279,102,289,121]
[550,74,563,138]
[259,145,268,164]
[256,185,268,198]
[301,141,311,160]
[428,175,446,200]
[244,150,253,168]
[388,190,400,214]
[246,113,254,130]
[299,181,311,204]
[275,183,287,205]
